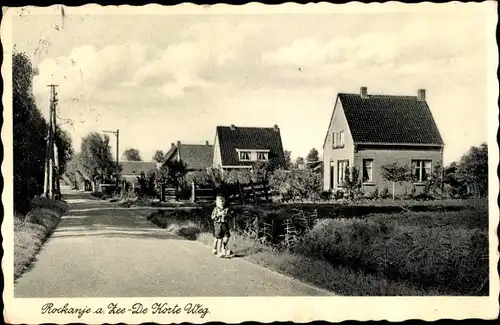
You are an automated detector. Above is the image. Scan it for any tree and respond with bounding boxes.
[153,150,165,163]
[456,143,488,197]
[80,132,116,191]
[54,126,74,176]
[284,150,292,170]
[160,160,187,189]
[122,148,142,161]
[381,162,411,201]
[295,157,305,168]
[444,162,468,198]
[306,148,320,169]
[12,52,72,213]
[343,166,362,200]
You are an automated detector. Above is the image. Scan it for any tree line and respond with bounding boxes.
[13,52,74,214]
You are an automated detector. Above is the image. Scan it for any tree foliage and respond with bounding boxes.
[456,143,488,197]
[122,148,142,161]
[13,52,73,213]
[153,150,165,163]
[269,168,322,202]
[381,162,411,200]
[306,148,320,169]
[80,132,116,190]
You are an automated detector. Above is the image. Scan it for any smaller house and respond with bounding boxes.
[163,141,214,171]
[120,161,157,185]
[212,124,286,177]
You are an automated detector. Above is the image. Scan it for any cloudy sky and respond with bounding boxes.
[11,3,495,164]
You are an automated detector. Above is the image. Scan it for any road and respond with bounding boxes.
[14,188,333,297]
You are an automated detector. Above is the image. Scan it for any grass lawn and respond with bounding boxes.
[14,199,68,280]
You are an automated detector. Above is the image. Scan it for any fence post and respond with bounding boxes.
[237,181,244,205]
[250,180,257,203]
[160,183,165,202]
[191,181,196,203]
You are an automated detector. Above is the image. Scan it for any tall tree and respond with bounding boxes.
[456,143,488,196]
[80,132,115,191]
[54,126,74,176]
[122,148,142,161]
[153,150,165,163]
[306,148,320,169]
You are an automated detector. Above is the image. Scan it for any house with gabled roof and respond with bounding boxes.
[120,161,157,185]
[213,124,286,176]
[323,87,444,196]
[163,140,214,171]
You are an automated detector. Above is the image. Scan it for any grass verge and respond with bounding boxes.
[148,213,444,296]
[14,198,68,280]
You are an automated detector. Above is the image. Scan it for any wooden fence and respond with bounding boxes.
[190,180,271,205]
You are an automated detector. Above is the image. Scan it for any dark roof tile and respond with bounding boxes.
[216,126,286,166]
[165,144,213,170]
[338,93,444,145]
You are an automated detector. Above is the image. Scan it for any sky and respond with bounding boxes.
[10,3,495,164]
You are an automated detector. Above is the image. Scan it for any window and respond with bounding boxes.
[412,160,432,182]
[329,163,335,189]
[362,159,373,183]
[337,160,349,185]
[239,151,251,161]
[339,131,345,147]
[257,152,268,161]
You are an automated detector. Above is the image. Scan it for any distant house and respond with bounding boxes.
[322,87,444,196]
[163,141,214,171]
[120,161,157,185]
[213,124,286,177]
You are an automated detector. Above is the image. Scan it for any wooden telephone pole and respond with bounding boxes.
[43,84,60,199]
[102,129,120,188]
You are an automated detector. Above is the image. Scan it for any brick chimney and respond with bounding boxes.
[360,87,368,99]
[206,141,209,146]
[273,124,279,132]
[177,140,181,146]
[417,89,426,101]
[230,124,236,130]
[171,143,175,148]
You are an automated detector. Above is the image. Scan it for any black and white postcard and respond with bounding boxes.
[2,2,498,323]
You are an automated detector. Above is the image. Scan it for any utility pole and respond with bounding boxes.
[103,129,120,189]
[44,84,58,199]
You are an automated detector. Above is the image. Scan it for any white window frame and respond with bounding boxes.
[412,160,432,183]
[257,152,269,161]
[337,160,349,185]
[362,159,373,183]
[339,131,345,147]
[239,151,251,161]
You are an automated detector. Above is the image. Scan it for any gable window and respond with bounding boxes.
[332,132,337,148]
[257,152,268,161]
[339,131,345,146]
[362,159,373,183]
[239,151,251,161]
[337,160,349,185]
[412,160,432,182]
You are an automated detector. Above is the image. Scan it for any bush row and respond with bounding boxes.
[292,218,488,295]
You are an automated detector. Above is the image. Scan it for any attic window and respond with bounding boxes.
[257,152,268,161]
[239,151,251,161]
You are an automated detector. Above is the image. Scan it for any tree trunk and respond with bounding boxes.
[392,182,395,201]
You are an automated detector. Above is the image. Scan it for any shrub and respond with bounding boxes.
[185,171,214,188]
[380,187,390,199]
[319,191,332,201]
[292,217,488,295]
[269,168,322,202]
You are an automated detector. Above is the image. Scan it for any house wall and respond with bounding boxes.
[323,99,355,191]
[354,146,444,196]
[213,132,222,169]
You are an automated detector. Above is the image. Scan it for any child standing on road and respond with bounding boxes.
[211,194,232,257]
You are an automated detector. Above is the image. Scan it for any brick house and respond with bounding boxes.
[163,141,214,171]
[322,87,444,196]
[213,124,286,177]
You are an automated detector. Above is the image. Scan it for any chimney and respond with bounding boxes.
[417,89,426,101]
[230,124,236,130]
[171,143,175,148]
[360,87,368,99]
[206,141,209,146]
[177,140,181,146]
[273,124,279,131]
